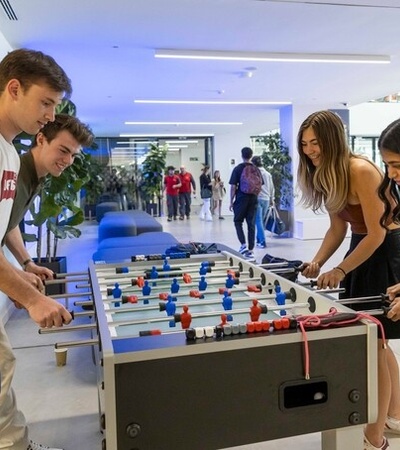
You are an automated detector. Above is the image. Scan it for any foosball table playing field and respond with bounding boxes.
[44,250,380,450]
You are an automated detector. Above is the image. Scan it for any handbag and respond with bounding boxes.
[201,187,212,199]
[265,205,286,235]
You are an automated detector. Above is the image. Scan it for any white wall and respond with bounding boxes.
[350,102,400,136]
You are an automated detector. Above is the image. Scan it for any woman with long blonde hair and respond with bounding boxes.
[298,110,400,450]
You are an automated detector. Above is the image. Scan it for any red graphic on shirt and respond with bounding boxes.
[1,170,17,200]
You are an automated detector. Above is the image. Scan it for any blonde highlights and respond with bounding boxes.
[297,110,353,213]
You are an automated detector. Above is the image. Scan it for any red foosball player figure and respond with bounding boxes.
[180,305,192,329]
[250,299,261,322]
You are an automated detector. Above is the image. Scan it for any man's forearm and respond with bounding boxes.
[4,226,31,267]
[0,250,43,307]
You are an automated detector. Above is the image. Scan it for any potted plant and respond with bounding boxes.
[140,144,167,216]
[253,132,292,233]
[82,157,106,219]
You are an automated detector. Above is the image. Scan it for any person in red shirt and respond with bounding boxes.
[164,166,181,221]
[178,165,196,220]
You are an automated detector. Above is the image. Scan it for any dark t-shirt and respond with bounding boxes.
[5,151,43,237]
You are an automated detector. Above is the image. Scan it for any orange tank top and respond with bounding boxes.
[337,204,367,234]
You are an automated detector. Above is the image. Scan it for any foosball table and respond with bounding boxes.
[41,250,379,450]
[80,250,378,450]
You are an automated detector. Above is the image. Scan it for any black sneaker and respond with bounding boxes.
[179,216,184,220]
[167,217,172,222]
[243,251,256,262]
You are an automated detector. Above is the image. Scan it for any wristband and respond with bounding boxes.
[334,266,347,277]
[22,258,33,269]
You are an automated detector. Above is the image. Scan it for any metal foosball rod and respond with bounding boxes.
[55,338,99,349]
[44,276,90,286]
[106,301,312,328]
[39,323,96,334]
[53,271,88,279]
[94,259,231,277]
[102,282,264,303]
[105,292,287,314]
[99,269,243,287]
[50,291,92,300]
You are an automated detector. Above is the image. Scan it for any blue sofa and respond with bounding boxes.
[98,210,163,243]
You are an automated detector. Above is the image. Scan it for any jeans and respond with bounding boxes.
[255,198,270,244]
[179,192,192,217]
[232,194,258,251]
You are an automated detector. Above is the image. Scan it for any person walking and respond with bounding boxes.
[229,147,262,261]
[251,156,275,248]
[163,166,181,221]
[178,165,196,219]
[211,170,225,219]
[199,165,213,221]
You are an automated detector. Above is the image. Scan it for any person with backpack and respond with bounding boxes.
[228,147,263,261]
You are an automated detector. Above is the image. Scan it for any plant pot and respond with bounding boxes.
[33,256,67,295]
[146,202,158,216]
[84,204,97,220]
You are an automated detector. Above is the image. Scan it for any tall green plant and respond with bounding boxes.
[140,144,167,202]
[254,132,292,209]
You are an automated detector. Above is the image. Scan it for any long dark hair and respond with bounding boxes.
[378,119,400,225]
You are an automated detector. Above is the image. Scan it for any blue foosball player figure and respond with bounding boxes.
[198,276,207,291]
[112,283,122,307]
[170,278,180,293]
[222,292,233,311]
[225,274,235,289]
[165,296,177,316]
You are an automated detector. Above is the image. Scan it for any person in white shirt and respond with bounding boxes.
[251,156,275,248]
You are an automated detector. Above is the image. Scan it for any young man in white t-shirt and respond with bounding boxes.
[0,48,73,450]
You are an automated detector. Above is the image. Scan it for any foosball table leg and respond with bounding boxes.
[321,425,364,449]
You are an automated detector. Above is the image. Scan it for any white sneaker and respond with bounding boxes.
[238,244,247,254]
[363,435,389,449]
[27,441,63,450]
[206,217,213,222]
[385,415,400,434]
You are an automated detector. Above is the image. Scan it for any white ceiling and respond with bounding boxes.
[1,0,400,139]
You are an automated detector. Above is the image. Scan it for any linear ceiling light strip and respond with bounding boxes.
[155,49,390,64]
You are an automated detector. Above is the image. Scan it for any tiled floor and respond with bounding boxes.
[5,213,400,449]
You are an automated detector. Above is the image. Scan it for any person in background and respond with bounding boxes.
[0,48,73,450]
[4,114,94,280]
[228,147,259,261]
[211,170,225,219]
[163,165,181,221]
[178,165,196,220]
[199,165,213,221]
[297,110,400,450]
[251,156,274,248]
